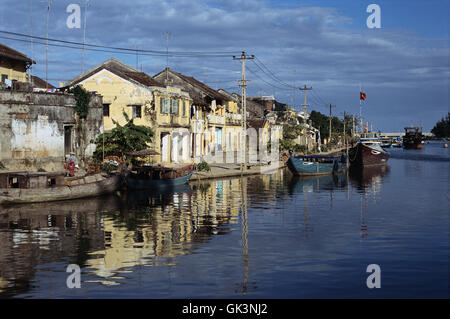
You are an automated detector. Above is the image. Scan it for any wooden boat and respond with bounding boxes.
[349,132,389,167]
[126,164,194,190]
[403,127,424,149]
[0,171,122,206]
[287,155,347,176]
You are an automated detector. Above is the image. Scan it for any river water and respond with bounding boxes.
[0,141,448,298]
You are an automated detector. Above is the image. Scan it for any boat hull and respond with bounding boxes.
[403,140,424,149]
[349,143,389,167]
[0,174,121,206]
[287,156,346,176]
[126,173,192,190]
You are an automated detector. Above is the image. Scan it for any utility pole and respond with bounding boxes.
[352,114,355,138]
[233,51,254,172]
[135,43,139,69]
[328,104,336,145]
[163,31,171,83]
[30,0,33,84]
[299,85,312,116]
[41,0,53,90]
[81,0,89,74]
[344,111,349,168]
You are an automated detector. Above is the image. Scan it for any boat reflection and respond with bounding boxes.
[288,173,348,194]
[348,165,390,194]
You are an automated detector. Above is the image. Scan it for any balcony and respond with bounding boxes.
[226,112,242,125]
[207,114,225,125]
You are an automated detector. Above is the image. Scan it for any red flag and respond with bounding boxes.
[360,92,367,101]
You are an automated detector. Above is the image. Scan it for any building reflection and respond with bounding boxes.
[0,195,120,296]
[0,167,344,296]
[83,178,245,284]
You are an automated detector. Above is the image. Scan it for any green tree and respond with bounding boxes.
[93,111,154,163]
[431,113,450,138]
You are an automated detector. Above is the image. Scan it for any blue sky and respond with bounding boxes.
[0,0,448,132]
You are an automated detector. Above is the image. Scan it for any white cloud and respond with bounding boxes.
[0,0,447,131]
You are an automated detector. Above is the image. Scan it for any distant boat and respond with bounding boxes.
[349,132,389,167]
[126,164,194,190]
[380,138,392,149]
[287,155,347,176]
[403,127,424,149]
[0,171,122,206]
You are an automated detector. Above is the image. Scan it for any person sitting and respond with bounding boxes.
[68,152,79,168]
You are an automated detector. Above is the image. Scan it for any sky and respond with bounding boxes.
[0,0,448,132]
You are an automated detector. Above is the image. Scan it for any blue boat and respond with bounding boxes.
[287,155,347,176]
[126,165,194,190]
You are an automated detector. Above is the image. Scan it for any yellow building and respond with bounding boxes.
[153,68,242,163]
[0,43,34,85]
[65,58,192,164]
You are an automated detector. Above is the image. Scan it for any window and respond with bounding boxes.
[182,101,186,117]
[171,99,179,115]
[103,104,110,117]
[131,105,142,118]
[1,74,8,83]
[160,98,170,114]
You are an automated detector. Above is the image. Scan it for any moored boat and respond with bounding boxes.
[126,164,194,190]
[0,171,122,206]
[287,155,347,176]
[349,132,389,167]
[403,127,424,149]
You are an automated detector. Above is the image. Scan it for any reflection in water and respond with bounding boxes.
[0,164,412,298]
[0,195,121,296]
[288,173,348,194]
[348,165,390,195]
[348,165,390,239]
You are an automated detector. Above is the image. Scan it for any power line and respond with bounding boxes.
[246,66,288,90]
[251,59,298,90]
[311,88,329,106]
[253,57,298,89]
[0,30,240,57]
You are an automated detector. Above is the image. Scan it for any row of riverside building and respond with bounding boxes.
[0,43,320,171]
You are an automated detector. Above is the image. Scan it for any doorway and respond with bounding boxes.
[64,125,73,155]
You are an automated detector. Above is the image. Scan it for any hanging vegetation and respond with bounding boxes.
[70,85,91,119]
[93,111,154,164]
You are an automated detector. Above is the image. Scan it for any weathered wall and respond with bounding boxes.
[0,91,103,171]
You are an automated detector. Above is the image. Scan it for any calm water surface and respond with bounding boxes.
[0,141,448,298]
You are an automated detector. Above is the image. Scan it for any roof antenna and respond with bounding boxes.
[81,0,89,74]
[163,31,171,84]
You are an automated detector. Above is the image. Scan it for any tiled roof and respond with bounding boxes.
[154,68,229,104]
[31,75,55,89]
[0,43,35,64]
[65,58,164,88]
